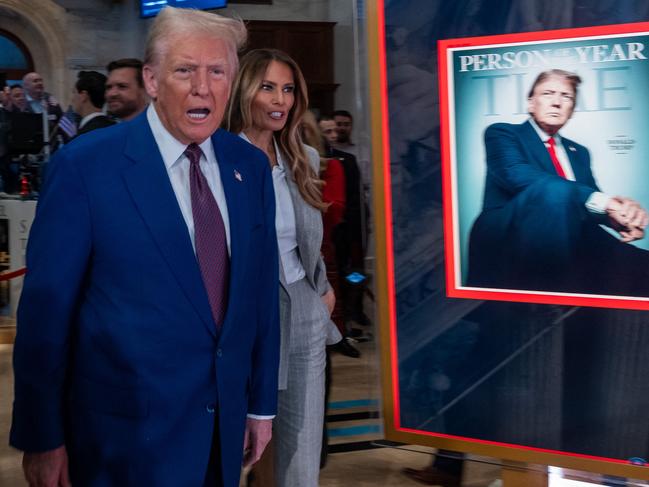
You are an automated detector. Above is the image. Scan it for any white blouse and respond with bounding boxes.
[240,133,306,284]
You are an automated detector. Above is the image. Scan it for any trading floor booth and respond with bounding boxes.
[369,0,649,484]
[0,198,36,343]
[0,110,40,344]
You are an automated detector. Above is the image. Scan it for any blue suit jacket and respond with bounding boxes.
[480,120,598,211]
[468,120,601,288]
[10,112,280,487]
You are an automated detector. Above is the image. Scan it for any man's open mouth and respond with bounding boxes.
[188,108,210,120]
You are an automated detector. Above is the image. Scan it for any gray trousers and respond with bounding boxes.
[274,277,328,487]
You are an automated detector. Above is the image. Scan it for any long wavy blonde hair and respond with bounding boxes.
[225,48,326,211]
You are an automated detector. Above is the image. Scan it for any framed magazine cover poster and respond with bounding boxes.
[439,22,649,310]
[369,0,649,477]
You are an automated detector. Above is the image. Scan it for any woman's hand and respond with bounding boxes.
[321,289,335,316]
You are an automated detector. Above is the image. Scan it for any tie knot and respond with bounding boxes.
[184,143,203,165]
[547,137,556,147]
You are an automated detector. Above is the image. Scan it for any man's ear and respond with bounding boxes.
[142,65,158,100]
[526,97,534,115]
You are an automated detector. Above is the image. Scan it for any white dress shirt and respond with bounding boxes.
[529,118,609,213]
[239,132,306,284]
[25,93,44,114]
[147,105,231,254]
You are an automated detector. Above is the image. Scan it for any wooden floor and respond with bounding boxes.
[1,338,641,486]
[0,344,23,487]
[321,338,503,486]
[0,337,503,487]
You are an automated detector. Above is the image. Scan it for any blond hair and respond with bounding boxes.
[144,7,246,80]
[226,48,325,211]
[300,110,325,157]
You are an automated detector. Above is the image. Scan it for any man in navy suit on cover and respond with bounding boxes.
[468,69,649,295]
[11,7,279,487]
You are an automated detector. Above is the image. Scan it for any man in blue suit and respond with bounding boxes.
[468,69,649,295]
[10,7,279,487]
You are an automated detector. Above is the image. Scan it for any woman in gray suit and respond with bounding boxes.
[226,48,341,487]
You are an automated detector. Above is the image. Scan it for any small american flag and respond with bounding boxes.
[57,106,78,138]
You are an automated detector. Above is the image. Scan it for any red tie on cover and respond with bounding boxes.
[546,137,567,179]
[185,143,229,331]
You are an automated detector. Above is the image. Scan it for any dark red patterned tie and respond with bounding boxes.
[546,137,567,178]
[185,143,229,331]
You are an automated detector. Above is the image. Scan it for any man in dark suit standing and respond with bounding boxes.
[468,69,649,296]
[71,71,115,136]
[11,7,279,487]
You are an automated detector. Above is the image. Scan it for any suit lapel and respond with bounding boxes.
[285,164,317,289]
[522,120,558,175]
[211,129,250,343]
[122,113,217,339]
[562,138,588,183]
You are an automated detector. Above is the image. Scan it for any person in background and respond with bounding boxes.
[318,114,338,147]
[332,109,355,155]
[299,109,325,162]
[227,48,340,487]
[0,85,8,109]
[5,82,56,188]
[301,111,346,334]
[321,113,372,337]
[22,71,63,123]
[7,85,29,113]
[105,58,147,121]
[11,7,278,487]
[0,86,8,186]
[310,114,362,357]
[71,71,115,136]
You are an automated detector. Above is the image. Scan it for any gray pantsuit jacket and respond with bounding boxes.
[277,145,342,390]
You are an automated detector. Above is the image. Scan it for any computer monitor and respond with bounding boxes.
[6,112,44,155]
[140,0,227,18]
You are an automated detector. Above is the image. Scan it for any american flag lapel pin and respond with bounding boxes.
[234,169,243,182]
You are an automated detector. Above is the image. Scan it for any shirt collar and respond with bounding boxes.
[239,131,285,170]
[147,104,214,170]
[273,138,286,171]
[529,117,562,145]
[79,111,105,129]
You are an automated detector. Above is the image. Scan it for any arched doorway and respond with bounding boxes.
[0,28,33,87]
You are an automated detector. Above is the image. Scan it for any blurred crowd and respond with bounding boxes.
[0,59,147,193]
